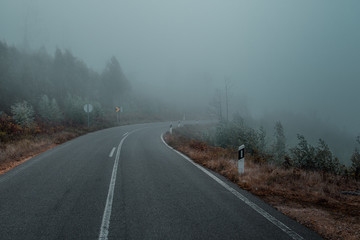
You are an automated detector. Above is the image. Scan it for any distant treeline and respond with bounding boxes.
[202,116,360,178]
[0,40,130,118]
[0,40,183,142]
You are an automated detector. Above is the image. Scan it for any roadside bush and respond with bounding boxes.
[38,94,62,123]
[290,135,340,174]
[258,126,267,155]
[350,149,360,178]
[90,101,104,122]
[63,94,85,125]
[0,114,20,142]
[315,139,340,174]
[214,114,268,162]
[215,120,237,147]
[215,116,251,149]
[350,136,360,178]
[10,101,35,128]
[290,135,316,169]
[272,121,286,165]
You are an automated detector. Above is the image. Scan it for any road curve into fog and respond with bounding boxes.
[0,122,322,240]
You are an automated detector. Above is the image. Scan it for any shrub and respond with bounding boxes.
[90,101,104,122]
[315,139,340,174]
[214,115,269,163]
[38,95,62,123]
[272,121,286,165]
[290,135,340,174]
[0,113,24,142]
[350,136,360,178]
[258,126,267,154]
[290,134,316,170]
[215,116,255,150]
[10,101,34,127]
[350,149,360,178]
[63,94,85,125]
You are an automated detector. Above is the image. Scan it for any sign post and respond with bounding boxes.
[238,144,245,174]
[83,104,93,127]
[115,106,122,124]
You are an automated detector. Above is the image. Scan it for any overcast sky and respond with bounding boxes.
[1,0,359,133]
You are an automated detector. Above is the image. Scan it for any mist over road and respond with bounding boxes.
[0,122,321,240]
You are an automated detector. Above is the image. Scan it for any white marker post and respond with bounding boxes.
[238,144,245,174]
[170,124,173,134]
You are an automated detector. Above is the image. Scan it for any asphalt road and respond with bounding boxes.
[0,122,322,240]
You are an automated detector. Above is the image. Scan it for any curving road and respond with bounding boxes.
[0,122,322,240]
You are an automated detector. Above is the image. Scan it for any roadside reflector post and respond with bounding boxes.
[238,144,245,174]
[170,124,173,134]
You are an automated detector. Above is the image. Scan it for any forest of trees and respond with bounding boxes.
[208,116,360,178]
[0,40,131,128]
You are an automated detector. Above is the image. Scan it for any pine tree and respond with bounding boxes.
[100,56,130,108]
[350,135,360,178]
[272,121,286,165]
[315,139,339,174]
[258,126,267,154]
[38,95,62,123]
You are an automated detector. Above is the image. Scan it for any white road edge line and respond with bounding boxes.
[160,133,304,240]
[109,147,116,158]
[122,132,128,137]
[98,134,129,240]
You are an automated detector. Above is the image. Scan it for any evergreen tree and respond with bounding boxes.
[38,95,62,123]
[258,126,267,154]
[351,135,360,178]
[0,42,9,111]
[290,134,316,169]
[272,121,286,164]
[64,94,85,125]
[290,135,340,173]
[315,139,340,174]
[100,56,130,108]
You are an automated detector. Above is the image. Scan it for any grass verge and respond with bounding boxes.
[0,128,87,175]
[164,130,360,240]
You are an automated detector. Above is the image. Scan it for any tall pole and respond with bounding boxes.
[225,77,229,122]
[216,89,222,121]
[84,104,92,128]
[86,104,90,128]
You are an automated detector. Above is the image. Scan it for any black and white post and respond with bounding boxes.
[170,124,173,135]
[238,144,245,174]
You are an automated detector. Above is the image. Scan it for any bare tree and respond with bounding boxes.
[208,89,222,121]
[224,76,231,122]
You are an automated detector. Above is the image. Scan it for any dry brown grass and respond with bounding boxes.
[164,132,360,240]
[0,130,84,175]
[0,138,54,174]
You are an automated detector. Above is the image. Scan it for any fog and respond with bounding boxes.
[1,1,360,162]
